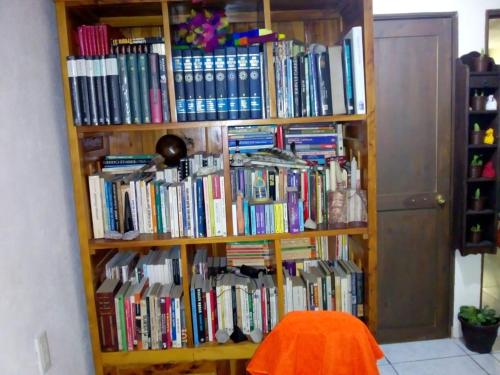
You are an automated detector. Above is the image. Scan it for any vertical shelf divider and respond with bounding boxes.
[221,126,234,236]
[263,0,277,118]
[273,239,285,319]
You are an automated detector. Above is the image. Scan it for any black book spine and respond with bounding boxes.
[100,56,111,124]
[138,53,151,123]
[318,52,332,116]
[76,57,90,125]
[111,182,120,231]
[214,48,228,120]
[226,47,239,120]
[248,45,262,119]
[195,288,205,343]
[298,54,307,117]
[231,285,237,329]
[105,55,122,124]
[127,53,142,124]
[66,56,82,125]
[172,49,186,122]
[85,57,99,125]
[292,55,300,118]
[203,51,217,120]
[94,57,105,124]
[236,47,250,119]
[117,53,132,124]
[183,49,196,121]
[158,45,170,122]
[192,49,206,121]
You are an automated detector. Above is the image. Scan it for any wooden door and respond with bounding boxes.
[374,15,456,342]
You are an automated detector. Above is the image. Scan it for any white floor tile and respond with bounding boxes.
[378,357,389,365]
[493,338,500,353]
[393,356,487,375]
[378,364,398,375]
[494,352,500,362]
[382,338,466,363]
[471,354,500,375]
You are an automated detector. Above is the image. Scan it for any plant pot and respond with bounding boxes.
[471,197,486,211]
[472,55,489,72]
[469,165,482,178]
[470,131,485,144]
[470,230,482,243]
[459,316,499,353]
[470,96,485,111]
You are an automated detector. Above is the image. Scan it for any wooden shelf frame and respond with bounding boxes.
[55,0,378,373]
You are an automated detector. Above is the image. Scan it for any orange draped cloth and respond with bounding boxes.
[247,311,383,375]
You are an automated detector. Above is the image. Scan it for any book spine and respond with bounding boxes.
[342,39,355,114]
[85,57,99,125]
[138,53,151,123]
[183,49,196,121]
[214,48,228,120]
[158,45,170,122]
[75,57,91,124]
[127,53,142,123]
[352,27,366,115]
[67,57,83,125]
[237,47,250,119]
[96,294,119,351]
[292,55,300,118]
[203,51,217,120]
[88,176,104,239]
[100,56,111,124]
[248,45,261,119]
[192,49,206,121]
[226,47,239,120]
[298,54,307,117]
[105,55,122,124]
[94,57,106,124]
[117,53,132,124]
[196,287,205,343]
[173,49,187,121]
[318,52,332,116]
[148,53,162,123]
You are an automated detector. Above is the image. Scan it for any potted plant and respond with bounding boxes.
[470,123,484,144]
[469,154,483,178]
[472,49,490,72]
[470,224,482,243]
[459,305,499,353]
[471,188,486,211]
[470,91,485,111]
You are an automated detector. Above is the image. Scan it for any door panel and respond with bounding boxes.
[375,16,454,342]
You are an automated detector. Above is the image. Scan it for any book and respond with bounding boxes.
[67,56,83,125]
[237,47,250,119]
[192,49,206,121]
[148,53,162,123]
[328,46,346,115]
[99,56,111,124]
[86,57,99,125]
[203,51,217,120]
[155,44,170,122]
[117,53,132,124]
[183,49,196,121]
[95,278,122,351]
[214,48,228,120]
[226,47,239,120]
[248,45,262,119]
[173,49,186,122]
[344,26,366,115]
[127,53,142,123]
[137,53,151,123]
[106,54,122,124]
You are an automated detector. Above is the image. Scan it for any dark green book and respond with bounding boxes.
[127,53,141,124]
[117,53,131,124]
[138,53,151,123]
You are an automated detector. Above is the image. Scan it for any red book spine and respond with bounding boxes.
[89,25,97,56]
[276,126,284,148]
[202,292,208,342]
[77,26,86,56]
[302,171,309,221]
[210,289,217,339]
[102,24,110,54]
[212,175,220,199]
[160,297,167,349]
[125,297,134,351]
[95,294,119,351]
[165,297,172,348]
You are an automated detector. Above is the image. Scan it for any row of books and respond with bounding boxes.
[173,46,269,122]
[76,24,111,57]
[67,37,170,126]
[273,26,365,118]
[283,258,364,317]
[229,126,276,155]
[226,241,274,267]
[95,247,186,351]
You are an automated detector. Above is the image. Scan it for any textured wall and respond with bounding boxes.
[0,1,93,374]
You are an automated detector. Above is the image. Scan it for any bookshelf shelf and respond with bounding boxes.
[75,114,367,134]
[466,209,496,215]
[467,177,496,182]
[467,144,497,149]
[469,110,498,115]
[89,227,369,250]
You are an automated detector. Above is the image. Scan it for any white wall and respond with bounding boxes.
[373,0,500,338]
[0,1,93,374]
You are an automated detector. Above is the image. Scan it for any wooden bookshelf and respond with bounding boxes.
[54,0,378,374]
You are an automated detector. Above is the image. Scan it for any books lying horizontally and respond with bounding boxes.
[95,248,186,352]
[273,26,365,118]
[88,153,226,239]
[173,46,269,122]
[190,251,278,345]
[67,35,170,125]
[283,259,363,317]
[229,126,276,154]
[226,241,275,267]
[281,235,349,261]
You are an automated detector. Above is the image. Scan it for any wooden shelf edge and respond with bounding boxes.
[76,115,367,134]
[89,227,368,249]
[101,342,258,366]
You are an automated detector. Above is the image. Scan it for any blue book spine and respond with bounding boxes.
[298,199,304,232]
[105,181,115,231]
[226,47,239,120]
[265,204,271,234]
[228,138,274,147]
[190,288,199,346]
[183,49,196,121]
[171,295,177,342]
[250,204,257,235]
[214,48,228,120]
[203,52,217,120]
[126,54,142,124]
[172,49,186,121]
[237,47,250,119]
[343,40,355,114]
[248,45,262,119]
[192,49,206,121]
[285,136,337,145]
[196,178,206,237]
[243,199,250,235]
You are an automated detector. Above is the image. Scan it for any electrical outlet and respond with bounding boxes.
[35,331,51,374]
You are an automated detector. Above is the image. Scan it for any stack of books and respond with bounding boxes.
[67,32,170,126]
[95,248,187,352]
[173,46,268,122]
[229,126,276,154]
[226,241,274,267]
[101,154,157,174]
[190,250,278,345]
[88,153,226,239]
[283,258,364,317]
[273,26,365,118]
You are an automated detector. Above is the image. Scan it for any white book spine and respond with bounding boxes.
[88,175,104,238]
[100,177,109,233]
[216,284,224,332]
[129,181,138,231]
[231,203,238,236]
[145,182,153,233]
[352,26,366,114]
[219,175,227,236]
[206,291,213,342]
[203,176,212,237]
[176,185,184,237]
[283,202,289,232]
[174,298,182,348]
[136,180,144,233]
[192,179,198,238]
[159,184,167,233]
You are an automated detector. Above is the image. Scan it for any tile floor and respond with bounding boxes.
[378,337,500,375]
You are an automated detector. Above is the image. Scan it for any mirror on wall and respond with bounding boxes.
[486,10,500,62]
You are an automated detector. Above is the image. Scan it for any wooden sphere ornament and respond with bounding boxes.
[155,134,187,167]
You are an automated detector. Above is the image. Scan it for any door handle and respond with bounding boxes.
[436,194,446,206]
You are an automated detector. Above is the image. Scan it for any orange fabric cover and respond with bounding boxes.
[247,311,383,375]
